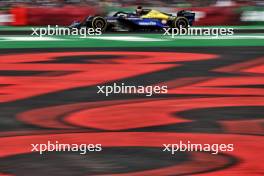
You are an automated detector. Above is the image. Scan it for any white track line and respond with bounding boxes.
[0,35,263,42]
[88,36,167,41]
[164,35,264,40]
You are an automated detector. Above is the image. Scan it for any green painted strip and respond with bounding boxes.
[0,34,263,49]
[0,38,263,49]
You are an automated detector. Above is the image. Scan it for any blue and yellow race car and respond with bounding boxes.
[69,7,195,32]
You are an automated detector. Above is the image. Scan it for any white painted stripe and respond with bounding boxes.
[88,36,167,41]
[165,35,264,40]
[0,35,263,42]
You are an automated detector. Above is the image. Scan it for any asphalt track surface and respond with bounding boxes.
[0,35,263,175]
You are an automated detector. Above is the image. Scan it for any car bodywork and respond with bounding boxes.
[69,9,195,32]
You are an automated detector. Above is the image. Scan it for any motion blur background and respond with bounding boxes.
[0,0,263,26]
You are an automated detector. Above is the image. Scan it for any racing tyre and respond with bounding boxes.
[91,16,107,31]
[174,17,189,29]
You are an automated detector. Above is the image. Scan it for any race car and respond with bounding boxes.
[69,7,195,32]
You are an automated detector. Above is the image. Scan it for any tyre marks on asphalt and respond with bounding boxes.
[0,47,263,175]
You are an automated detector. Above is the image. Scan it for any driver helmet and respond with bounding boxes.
[136,6,143,15]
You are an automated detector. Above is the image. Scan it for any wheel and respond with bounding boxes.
[91,16,107,31]
[174,17,189,29]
